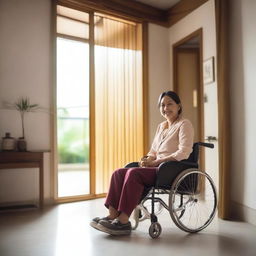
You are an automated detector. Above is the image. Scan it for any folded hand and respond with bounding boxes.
[139,156,159,167]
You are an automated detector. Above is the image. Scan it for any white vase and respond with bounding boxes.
[2,132,16,151]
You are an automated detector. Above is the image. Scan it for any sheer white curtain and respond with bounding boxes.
[94,14,144,193]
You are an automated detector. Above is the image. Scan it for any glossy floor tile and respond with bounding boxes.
[0,198,256,256]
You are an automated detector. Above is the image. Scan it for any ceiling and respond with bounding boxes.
[134,0,181,10]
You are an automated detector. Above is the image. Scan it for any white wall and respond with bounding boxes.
[0,0,52,204]
[230,0,256,219]
[167,0,219,187]
[148,24,170,143]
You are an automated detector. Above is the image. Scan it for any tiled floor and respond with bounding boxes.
[0,198,255,256]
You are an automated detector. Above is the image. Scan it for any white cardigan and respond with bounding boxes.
[148,117,194,161]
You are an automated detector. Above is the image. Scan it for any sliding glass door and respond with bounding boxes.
[55,5,144,201]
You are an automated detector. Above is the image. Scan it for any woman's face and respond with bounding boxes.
[160,96,180,122]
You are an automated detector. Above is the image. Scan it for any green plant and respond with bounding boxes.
[8,98,40,138]
[15,98,40,138]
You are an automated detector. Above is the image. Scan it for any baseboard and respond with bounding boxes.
[0,198,55,212]
[231,200,256,226]
[0,200,38,213]
[43,198,55,205]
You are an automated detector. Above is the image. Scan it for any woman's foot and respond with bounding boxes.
[97,219,132,236]
[90,216,112,230]
[90,206,119,230]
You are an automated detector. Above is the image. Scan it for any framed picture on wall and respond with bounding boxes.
[203,57,215,84]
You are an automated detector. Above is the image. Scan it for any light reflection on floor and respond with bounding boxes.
[58,164,89,197]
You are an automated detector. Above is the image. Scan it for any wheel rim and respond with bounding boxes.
[169,169,217,233]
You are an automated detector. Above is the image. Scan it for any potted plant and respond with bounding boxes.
[4,97,40,151]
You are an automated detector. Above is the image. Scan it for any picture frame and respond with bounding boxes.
[203,57,215,84]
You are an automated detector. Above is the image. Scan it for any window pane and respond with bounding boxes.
[57,37,90,197]
[57,16,89,39]
[57,5,89,23]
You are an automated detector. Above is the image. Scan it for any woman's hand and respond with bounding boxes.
[144,159,160,167]
[139,156,159,167]
[139,156,156,167]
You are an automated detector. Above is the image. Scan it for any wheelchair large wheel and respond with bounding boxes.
[169,168,217,233]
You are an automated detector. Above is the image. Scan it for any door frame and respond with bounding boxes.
[173,28,205,169]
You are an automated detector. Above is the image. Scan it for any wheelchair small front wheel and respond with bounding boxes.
[149,222,162,239]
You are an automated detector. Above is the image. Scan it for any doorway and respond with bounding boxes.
[173,28,204,161]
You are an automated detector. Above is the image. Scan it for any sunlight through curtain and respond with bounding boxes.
[94,14,144,194]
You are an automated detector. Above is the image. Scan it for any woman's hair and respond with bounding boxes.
[158,91,182,115]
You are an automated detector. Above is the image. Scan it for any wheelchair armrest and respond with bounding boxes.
[156,160,198,189]
[124,162,139,168]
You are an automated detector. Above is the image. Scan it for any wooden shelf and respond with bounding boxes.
[0,151,44,209]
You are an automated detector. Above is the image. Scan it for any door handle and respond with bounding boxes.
[205,136,217,142]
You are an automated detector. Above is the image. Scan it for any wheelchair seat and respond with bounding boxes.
[156,142,205,189]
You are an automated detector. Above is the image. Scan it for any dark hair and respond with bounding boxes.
[158,91,182,115]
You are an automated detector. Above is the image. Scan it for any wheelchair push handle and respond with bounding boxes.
[197,142,214,148]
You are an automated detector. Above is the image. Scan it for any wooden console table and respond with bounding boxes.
[0,151,44,209]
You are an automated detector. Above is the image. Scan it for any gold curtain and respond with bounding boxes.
[215,0,231,219]
[94,14,144,194]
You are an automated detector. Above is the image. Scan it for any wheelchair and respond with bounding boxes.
[125,142,217,238]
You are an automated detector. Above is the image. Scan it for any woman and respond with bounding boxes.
[90,91,194,235]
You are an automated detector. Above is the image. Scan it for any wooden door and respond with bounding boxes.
[176,48,200,142]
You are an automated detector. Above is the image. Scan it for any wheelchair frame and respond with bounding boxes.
[125,142,217,238]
